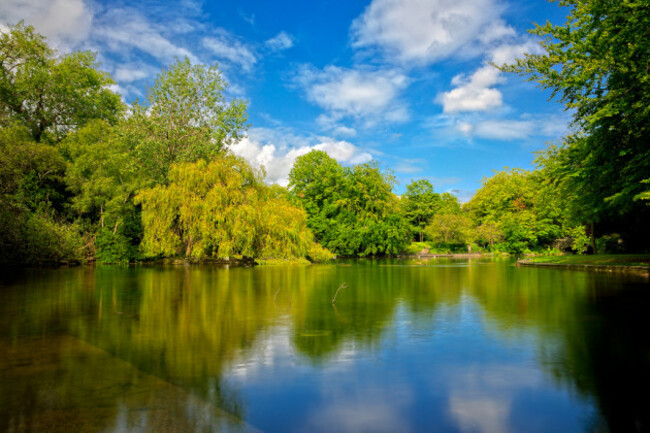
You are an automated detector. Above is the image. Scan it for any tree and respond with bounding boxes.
[121,58,248,184]
[425,214,474,246]
[465,168,577,253]
[61,120,144,262]
[400,180,441,242]
[288,151,410,256]
[0,122,82,263]
[0,22,123,142]
[504,0,650,247]
[136,155,331,261]
[476,223,504,249]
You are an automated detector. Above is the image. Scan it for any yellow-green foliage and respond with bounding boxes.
[136,155,332,261]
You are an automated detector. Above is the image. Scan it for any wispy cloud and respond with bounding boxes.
[94,8,199,63]
[203,30,258,71]
[454,115,570,142]
[265,31,294,52]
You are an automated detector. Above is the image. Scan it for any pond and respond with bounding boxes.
[0,258,648,432]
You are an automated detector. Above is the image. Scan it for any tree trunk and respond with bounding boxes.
[591,221,597,254]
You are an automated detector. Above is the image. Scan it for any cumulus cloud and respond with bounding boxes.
[294,65,409,124]
[0,0,93,49]
[230,130,372,186]
[437,41,543,113]
[203,31,258,71]
[351,0,502,65]
[438,65,503,113]
[265,31,294,52]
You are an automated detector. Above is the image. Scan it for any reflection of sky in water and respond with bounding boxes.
[223,297,592,433]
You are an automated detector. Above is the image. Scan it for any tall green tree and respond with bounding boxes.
[121,58,248,184]
[400,180,441,242]
[61,120,144,262]
[425,213,474,246]
[465,168,575,253]
[0,22,123,142]
[504,0,650,247]
[289,151,410,256]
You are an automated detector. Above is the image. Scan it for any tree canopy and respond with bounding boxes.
[122,58,248,184]
[504,0,650,246]
[289,151,410,256]
[0,22,123,142]
[137,155,332,261]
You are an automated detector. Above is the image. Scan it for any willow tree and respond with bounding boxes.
[136,155,332,261]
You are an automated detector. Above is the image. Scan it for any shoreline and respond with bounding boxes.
[517,259,650,277]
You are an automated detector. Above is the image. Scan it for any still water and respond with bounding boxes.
[0,259,648,432]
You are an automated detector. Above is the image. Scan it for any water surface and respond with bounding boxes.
[1,259,648,432]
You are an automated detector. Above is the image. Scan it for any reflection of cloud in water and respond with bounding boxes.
[305,385,413,433]
[228,324,294,380]
[447,364,542,433]
[227,324,364,381]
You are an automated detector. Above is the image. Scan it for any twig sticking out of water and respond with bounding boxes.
[331,282,348,304]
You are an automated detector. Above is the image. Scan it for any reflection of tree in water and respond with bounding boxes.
[468,266,650,432]
[290,260,464,361]
[4,262,647,432]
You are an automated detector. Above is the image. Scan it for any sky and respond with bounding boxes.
[1,0,573,200]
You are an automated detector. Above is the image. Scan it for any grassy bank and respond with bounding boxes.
[523,255,650,266]
[518,254,650,276]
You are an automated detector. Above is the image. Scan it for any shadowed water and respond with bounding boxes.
[0,258,648,432]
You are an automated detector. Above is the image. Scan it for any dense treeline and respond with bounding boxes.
[2,0,649,265]
[0,23,330,264]
[505,0,650,252]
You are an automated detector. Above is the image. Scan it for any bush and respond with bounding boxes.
[0,208,83,264]
[596,233,624,254]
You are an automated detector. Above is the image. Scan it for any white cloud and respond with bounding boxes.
[113,65,156,83]
[203,32,257,71]
[332,125,357,137]
[230,130,372,186]
[94,8,198,63]
[473,119,535,140]
[438,65,503,113]
[454,115,569,142]
[437,40,543,113]
[294,65,409,123]
[489,40,543,66]
[0,0,92,49]
[265,31,294,52]
[351,0,501,65]
[478,22,516,45]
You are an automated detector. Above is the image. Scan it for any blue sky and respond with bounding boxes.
[2,0,572,200]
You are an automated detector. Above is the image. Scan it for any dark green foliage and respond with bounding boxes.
[289,151,410,256]
[400,180,442,242]
[505,0,650,249]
